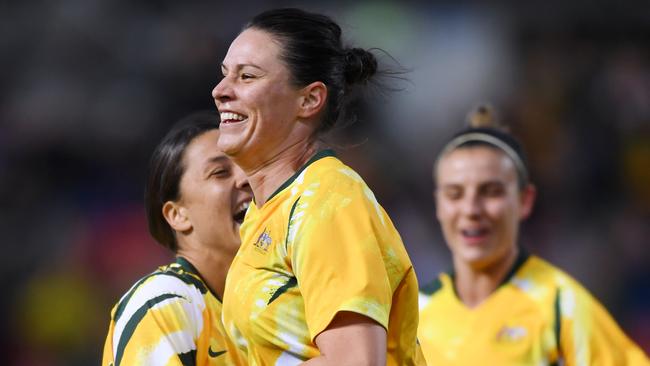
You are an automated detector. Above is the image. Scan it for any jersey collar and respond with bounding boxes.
[175,256,223,302]
[264,149,336,204]
[449,247,531,297]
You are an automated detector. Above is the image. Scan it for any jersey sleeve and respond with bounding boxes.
[290,168,395,342]
[102,275,204,366]
[559,283,650,366]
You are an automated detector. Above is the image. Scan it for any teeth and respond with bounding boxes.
[220,112,246,122]
[235,201,250,214]
[463,229,484,236]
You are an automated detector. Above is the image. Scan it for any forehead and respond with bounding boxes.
[436,146,517,185]
[183,129,224,169]
[223,28,284,67]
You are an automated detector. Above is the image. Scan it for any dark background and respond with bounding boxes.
[2,1,649,364]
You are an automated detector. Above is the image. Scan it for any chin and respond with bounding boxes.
[458,247,495,269]
[216,142,239,157]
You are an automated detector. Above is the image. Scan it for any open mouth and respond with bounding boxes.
[220,112,248,124]
[460,227,490,245]
[461,228,490,238]
[232,201,250,225]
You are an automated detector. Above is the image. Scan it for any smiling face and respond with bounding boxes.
[211,28,307,165]
[435,146,535,271]
[174,129,252,254]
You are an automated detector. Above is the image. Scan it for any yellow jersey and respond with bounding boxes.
[418,251,650,366]
[222,150,425,365]
[102,257,243,366]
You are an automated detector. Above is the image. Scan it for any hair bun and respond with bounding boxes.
[344,48,378,85]
[466,103,503,129]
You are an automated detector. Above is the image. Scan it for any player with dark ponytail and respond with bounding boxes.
[212,8,424,365]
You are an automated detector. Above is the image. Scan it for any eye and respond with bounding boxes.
[240,73,255,80]
[443,187,462,200]
[210,168,230,178]
[483,183,505,197]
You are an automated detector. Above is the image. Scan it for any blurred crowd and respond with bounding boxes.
[1,1,648,365]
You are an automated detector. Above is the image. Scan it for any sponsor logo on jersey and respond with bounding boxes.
[208,345,227,358]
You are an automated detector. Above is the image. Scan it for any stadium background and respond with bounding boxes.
[1,1,648,364]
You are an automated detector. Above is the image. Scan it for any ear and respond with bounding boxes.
[519,184,537,220]
[433,186,445,222]
[297,81,327,119]
[162,201,192,233]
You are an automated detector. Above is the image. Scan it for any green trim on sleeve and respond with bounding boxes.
[115,293,184,366]
[114,273,157,323]
[267,277,298,305]
[554,288,563,359]
[178,349,197,366]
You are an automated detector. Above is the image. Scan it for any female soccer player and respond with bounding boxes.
[418,105,649,365]
[102,111,252,366]
[211,8,424,366]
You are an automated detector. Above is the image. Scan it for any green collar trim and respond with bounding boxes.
[175,256,222,303]
[449,247,531,298]
[265,149,336,203]
[499,247,530,287]
[175,256,199,275]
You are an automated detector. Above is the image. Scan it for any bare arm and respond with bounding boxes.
[301,311,387,366]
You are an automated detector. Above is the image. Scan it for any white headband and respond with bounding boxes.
[437,132,529,185]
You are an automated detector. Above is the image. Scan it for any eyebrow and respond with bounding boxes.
[439,180,506,188]
[221,63,264,72]
[206,155,229,165]
[203,155,229,171]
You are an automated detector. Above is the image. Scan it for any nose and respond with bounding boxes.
[460,192,483,219]
[232,164,251,193]
[212,77,233,107]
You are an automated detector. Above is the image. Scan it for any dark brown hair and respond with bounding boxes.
[144,111,219,251]
[246,8,379,133]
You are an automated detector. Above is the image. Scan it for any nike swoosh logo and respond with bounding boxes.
[208,346,227,358]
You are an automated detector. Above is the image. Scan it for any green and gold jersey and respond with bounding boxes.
[222,150,425,365]
[102,257,243,366]
[418,252,650,366]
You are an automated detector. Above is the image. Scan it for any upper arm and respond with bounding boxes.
[291,172,395,340]
[105,276,204,365]
[302,311,387,366]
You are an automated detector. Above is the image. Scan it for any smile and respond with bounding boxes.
[220,112,248,124]
[232,201,250,225]
[460,227,490,246]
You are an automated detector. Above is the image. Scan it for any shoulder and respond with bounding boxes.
[303,156,375,201]
[519,256,590,295]
[111,263,207,323]
[512,256,600,316]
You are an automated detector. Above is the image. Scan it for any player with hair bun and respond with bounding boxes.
[418,104,649,365]
[212,8,424,365]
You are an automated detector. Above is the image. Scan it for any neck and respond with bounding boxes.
[176,246,236,300]
[244,139,319,206]
[453,246,519,308]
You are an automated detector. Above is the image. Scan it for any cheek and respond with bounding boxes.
[485,200,519,232]
[248,92,292,129]
[211,187,231,207]
[436,200,456,225]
